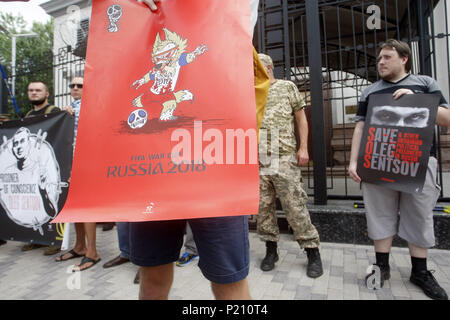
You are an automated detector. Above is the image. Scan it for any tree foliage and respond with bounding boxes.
[0,12,53,119]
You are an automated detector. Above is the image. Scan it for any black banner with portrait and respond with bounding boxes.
[0,111,73,245]
[357,93,440,194]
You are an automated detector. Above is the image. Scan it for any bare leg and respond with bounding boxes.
[73,223,100,271]
[73,222,87,253]
[132,94,144,108]
[55,222,86,261]
[160,100,177,120]
[211,279,252,300]
[374,237,394,253]
[84,222,99,260]
[139,263,174,300]
[408,243,427,258]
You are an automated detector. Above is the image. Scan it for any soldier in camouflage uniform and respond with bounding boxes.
[257,54,323,278]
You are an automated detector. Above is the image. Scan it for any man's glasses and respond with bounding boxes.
[69,84,83,89]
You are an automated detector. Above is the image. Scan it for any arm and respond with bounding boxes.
[185,45,208,63]
[38,182,57,218]
[348,121,365,182]
[436,106,450,127]
[62,105,74,115]
[294,108,309,166]
[393,88,450,127]
[131,71,154,89]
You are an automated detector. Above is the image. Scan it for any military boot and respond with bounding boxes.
[305,247,323,278]
[260,241,278,272]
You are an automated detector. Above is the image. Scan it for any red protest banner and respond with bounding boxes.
[54,0,259,222]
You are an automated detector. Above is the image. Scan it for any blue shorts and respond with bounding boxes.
[129,215,250,284]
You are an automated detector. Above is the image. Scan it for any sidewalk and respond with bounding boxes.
[0,225,449,300]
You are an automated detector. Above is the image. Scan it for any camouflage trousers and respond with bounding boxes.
[257,156,320,248]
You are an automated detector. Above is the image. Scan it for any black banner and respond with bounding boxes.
[0,111,73,245]
[357,93,439,194]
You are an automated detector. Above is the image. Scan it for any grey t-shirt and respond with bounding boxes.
[355,74,448,122]
[355,74,448,156]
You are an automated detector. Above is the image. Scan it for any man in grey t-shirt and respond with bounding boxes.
[349,39,450,300]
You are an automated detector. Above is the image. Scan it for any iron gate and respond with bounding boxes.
[255,0,450,204]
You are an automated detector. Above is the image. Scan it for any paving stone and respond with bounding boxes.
[0,231,449,300]
[272,271,289,283]
[294,285,312,300]
[328,275,343,290]
[326,288,343,300]
[329,265,343,277]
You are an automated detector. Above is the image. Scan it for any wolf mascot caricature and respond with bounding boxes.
[131,28,208,121]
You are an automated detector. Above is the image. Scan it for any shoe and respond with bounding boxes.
[305,247,323,278]
[21,243,47,251]
[0,240,6,246]
[365,264,390,288]
[410,270,449,300]
[134,270,140,284]
[260,241,278,272]
[176,252,199,267]
[102,222,115,231]
[43,245,61,256]
[103,255,130,268]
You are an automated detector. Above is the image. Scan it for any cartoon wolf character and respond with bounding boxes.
[131,28,208,121]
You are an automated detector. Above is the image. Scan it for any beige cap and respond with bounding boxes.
[258,53,273,68]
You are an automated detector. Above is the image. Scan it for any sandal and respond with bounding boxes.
[73,256,101,272]
[55,249,84,262]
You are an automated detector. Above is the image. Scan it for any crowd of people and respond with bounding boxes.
[0,0,449,301]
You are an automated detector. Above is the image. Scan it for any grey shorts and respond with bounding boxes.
[362,157,441,248]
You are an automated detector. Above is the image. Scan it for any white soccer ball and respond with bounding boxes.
[128,109,148,129]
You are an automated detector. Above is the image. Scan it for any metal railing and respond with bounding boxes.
[6,45,85,117]
[6,1,450,203]
[256,0,450,202]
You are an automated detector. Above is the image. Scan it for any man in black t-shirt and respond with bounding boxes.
[349,39,450,300]
[19,81,61,254]
[25,81,60,117]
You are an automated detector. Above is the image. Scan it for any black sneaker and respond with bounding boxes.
[410,270,449,300]
[305,248,323,278]
[260,241,278,272]
[365,264,390,289]
[0,240,6,246]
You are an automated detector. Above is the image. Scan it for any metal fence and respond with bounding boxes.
[7,45,84,117]
[7,0,450,203]
[255,0,450,203]
[52,46,85,107]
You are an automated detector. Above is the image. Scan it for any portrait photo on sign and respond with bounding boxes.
[370,105,430,128]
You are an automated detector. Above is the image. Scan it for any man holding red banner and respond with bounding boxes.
[131,0,267,300]
[348,39,450,300]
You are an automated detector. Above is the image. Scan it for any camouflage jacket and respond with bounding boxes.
[259,79,306,156]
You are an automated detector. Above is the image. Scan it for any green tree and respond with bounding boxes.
[0,12,53,119]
